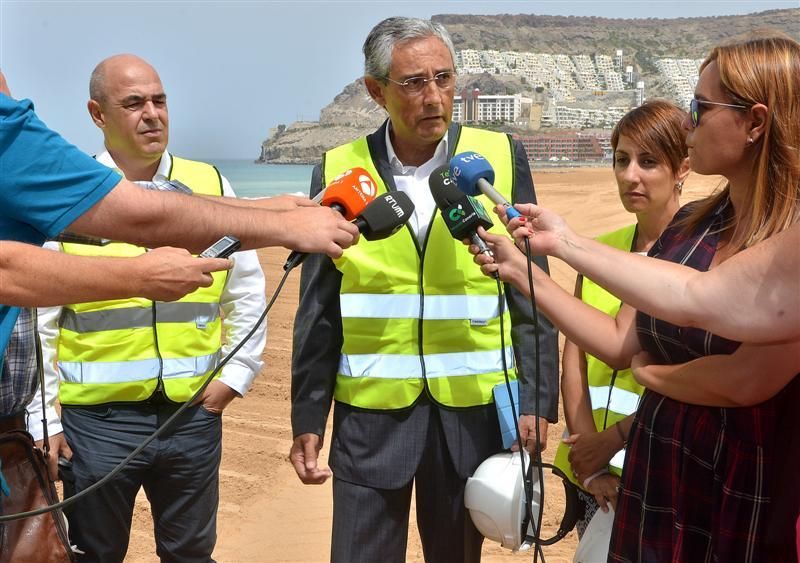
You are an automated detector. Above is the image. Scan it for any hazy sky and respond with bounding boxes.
[1,0,795,159]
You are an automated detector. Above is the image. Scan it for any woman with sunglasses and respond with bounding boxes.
[470,34,800,561]
[551,100,689,552]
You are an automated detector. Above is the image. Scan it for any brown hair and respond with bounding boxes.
[683,33,800,250]
[611,99,688,176]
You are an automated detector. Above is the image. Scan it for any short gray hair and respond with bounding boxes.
[363,17,456,80]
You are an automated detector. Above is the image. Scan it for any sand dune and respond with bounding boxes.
[124,167,723,562]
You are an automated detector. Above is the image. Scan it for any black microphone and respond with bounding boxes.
[429,164,495,258]
[353,191,415,241]
[283,191,414,271]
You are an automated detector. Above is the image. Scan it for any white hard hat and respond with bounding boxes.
[465,451,541,551]
[465,452,581,552]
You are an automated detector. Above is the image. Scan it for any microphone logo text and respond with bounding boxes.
[384,195,406,218]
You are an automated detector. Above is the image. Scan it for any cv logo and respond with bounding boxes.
[449,205,466,221]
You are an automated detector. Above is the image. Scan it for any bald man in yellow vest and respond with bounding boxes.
[31,55,267,562]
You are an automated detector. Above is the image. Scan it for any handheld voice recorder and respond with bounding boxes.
[199,235,241,259]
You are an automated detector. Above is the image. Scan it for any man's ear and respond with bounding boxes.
[88,99,106,128]
[364,76,386,108]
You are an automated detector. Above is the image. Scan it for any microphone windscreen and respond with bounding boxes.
[321,167,378,220]
[440,194,494,241]
[428,164,464,209]
[356,191,415,241]
[449,152,495,196]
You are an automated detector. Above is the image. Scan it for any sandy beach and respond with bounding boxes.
[123,166,723,562]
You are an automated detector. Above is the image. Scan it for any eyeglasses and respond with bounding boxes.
[689,97,749,128]
[384,71,456,94]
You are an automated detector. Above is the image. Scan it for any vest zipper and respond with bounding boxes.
[151,302,165,396]
[417,220,433,391]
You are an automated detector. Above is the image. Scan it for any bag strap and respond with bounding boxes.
[32,308,50,459]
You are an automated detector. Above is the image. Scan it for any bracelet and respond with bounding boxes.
[582,469,609,489]
[615,422,627,446]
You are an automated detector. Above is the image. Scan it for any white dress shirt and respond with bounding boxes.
[384,125,449,247]
[26,151,267,440]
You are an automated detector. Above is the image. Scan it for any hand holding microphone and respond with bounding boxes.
[449,151,522,221]
[283,170,415,271]
[284,168,378,270]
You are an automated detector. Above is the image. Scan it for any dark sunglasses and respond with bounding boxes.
[689,97,749,128]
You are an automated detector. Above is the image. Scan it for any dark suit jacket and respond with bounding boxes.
[291,121,559,489]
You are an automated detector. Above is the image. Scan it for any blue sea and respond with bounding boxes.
[206,159,313,198]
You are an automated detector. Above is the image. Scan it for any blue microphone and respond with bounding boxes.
[449,151,522,220]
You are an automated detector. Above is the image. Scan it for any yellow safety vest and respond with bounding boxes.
[326,126,518,410]
[554,224,644,488]
[56,156,229,405]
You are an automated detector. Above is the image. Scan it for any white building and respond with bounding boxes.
[655,58,703,109]
[453,93,532,125]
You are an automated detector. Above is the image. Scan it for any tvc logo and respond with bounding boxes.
[449,205,466,221]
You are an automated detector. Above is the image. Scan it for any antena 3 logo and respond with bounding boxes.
[358,174,377,198]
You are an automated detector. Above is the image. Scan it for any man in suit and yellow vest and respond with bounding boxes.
[31,54,267,562]
[289,18,559,563]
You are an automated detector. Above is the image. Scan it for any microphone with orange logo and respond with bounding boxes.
[283,167,378,271]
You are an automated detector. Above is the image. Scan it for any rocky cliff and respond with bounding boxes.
[257,73,535,164]
[257,8,798,164]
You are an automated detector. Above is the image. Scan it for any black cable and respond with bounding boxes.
[496,260,545,562]
[0,266,292,523]
[523,236,546,563]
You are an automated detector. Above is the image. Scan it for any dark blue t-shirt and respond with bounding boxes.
[0,94,121,363]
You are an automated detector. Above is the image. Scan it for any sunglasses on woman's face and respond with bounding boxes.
[689,97,749,128]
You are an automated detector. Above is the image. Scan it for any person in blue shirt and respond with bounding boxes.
[0,69,360,425]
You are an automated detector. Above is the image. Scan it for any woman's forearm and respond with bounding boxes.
[558,226,800,343]
[633,340,800,406]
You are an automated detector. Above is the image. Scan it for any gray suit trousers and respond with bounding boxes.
[330,399,486,563]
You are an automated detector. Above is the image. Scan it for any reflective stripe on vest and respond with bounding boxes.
[56,156,228,406]
[59,351,221,384]
[340,294,500,320]
[553,224,645,488]
[325,125,518,410]
[339,346,515,379]
[60,303,220,333]
[587,384,641,417]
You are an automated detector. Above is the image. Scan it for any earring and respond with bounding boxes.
[674,181,684,194]
[746,136,754,145]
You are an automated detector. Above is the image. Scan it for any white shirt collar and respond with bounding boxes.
[96,150,171,181]
[384,122,448,175]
